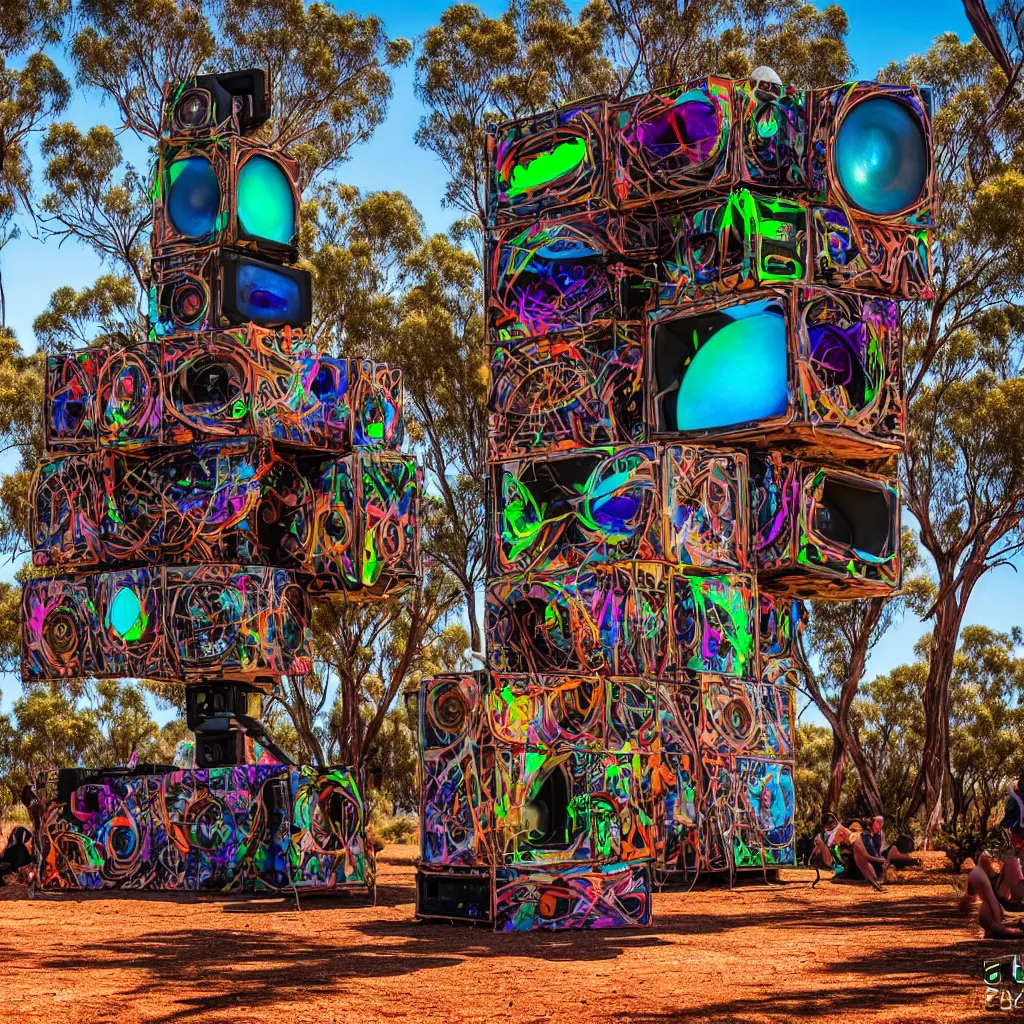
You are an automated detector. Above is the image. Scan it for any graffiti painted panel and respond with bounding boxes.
[699,676,793,761]
[662,445,749,570]
[153,136,300,260]
[487,675,607,750]
[490,446,662,575]
[35,765,372,893]
[810,208,933,300]
[750,452,900,597]
[495,747,655,867]
[494,861,652,931]
[486,214,627,342]
[46,351,101,451]
[289,766,373,890]
[611,79,733,207]
[486,564,672,678]
[734,81,810,191]
[731,758,795,868]
[796,288,904,450]
[421,745,492,868]
[655,681,700,875]
[488,327,646,458]
[758,591,806,687]
[22,566,312,685]
[488,101,610,227]
[670,571,756,678]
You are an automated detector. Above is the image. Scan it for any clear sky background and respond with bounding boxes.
[1,0,1019,724]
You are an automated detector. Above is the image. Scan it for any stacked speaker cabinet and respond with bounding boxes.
[24,68,423,895]
[417,74,933,929]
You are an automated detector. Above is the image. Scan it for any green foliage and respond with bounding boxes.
[948,625,1024,825]
[415,0,853,222]
[367,706,418,814]
[70,0,409,181]
[933,820,1003,872]
[880,32,1024,832]
[415,1,616,220]
[33,274,140,351]
[0,679,188,816]
[855,662,927,816]
[0,0,72,251]
[374,813,418,845]
[39,123,151,292]
[304,185,488,649]
[0,52,71,250]
[603,0,852,92]
[794,722,834,823]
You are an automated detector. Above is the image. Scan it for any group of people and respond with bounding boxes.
[810,776,1024,941]
[960,774,1024,940]
[810,814,921,892]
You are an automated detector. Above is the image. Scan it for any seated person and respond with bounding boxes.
[811,820,885,892]
[978,850,1024,909]
[862,815,922,871]
[963,853,1024,940]
[810,818,844,873]
[0,825,33,886]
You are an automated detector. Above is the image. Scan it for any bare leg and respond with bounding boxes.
[998,855,1024,903]
[812,835,834,869]
[850,838,884,891]
[967,866,1024,939]
[886,848,922,868]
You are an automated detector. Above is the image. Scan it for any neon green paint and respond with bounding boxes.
[506,138,588,198]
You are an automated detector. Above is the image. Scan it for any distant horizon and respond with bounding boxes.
[3,0,1019,728]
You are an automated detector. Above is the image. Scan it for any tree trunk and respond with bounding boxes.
[919,581,971,840]
[823,731,848,819]
[816,599,883,818]
[466,584,482,658]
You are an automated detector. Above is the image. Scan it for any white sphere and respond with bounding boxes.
[750,66,783,86]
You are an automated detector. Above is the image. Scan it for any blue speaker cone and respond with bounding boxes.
[166,157,220,238]
[834,97,927,216]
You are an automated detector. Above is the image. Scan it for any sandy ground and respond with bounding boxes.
[0,847,1010,1024]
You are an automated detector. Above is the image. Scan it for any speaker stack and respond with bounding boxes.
[25,69,423,895]
[416,71,934,930]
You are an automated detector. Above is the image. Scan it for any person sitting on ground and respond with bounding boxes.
[862,815,922,871]
[811,820,886,892]
[0,825,33,886]
[810,817,843,873]
[962,853,1024,940]
[978,849,1024,909]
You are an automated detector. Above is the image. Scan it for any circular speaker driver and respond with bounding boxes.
[720,696,756,745]
[174,89,213,130]
[430,681,469,736]
[169,277,210,328]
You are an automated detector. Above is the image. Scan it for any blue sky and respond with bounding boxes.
[2,0,1018,723]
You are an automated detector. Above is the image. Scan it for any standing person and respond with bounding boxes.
[1001,774,1024,856]
[0,826,33,886]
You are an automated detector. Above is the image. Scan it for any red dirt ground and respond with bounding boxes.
[0,847,1010,1024]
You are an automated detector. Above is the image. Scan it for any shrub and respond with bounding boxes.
[377,814,418,846]
[934,820,1002,872]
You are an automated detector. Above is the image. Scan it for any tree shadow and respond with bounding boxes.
[29,927,465,1023]
[603,940,988,1023]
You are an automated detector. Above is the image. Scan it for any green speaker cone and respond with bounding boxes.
[237,155,295,245]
